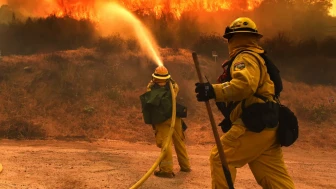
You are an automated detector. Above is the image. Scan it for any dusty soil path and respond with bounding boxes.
[0,139,335,189]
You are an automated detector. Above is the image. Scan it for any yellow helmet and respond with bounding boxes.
[152,66,171,80]
[223,17,263,39]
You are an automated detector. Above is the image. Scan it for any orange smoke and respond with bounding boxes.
[0,0,265,20]
[1,0,336,21]
[120,0,264,18]
[331,0,336,16]
[0,0,99,20]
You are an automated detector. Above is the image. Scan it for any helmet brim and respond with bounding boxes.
[152,73,171,80]
[223,31,263,39]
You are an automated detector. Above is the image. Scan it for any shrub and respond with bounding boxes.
[106,88,123,101]
[96,34,126,54]
[191,33,228,57]
[0,15,97,55]
[319,36,336,58]
[0,119,46,139]
[296,103,334,124]
[262,32,294,59]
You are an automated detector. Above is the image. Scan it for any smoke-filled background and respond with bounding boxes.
[0,0,336,54]
[0,0,335,147]
[0,0,336,57]
[0,0,335,83]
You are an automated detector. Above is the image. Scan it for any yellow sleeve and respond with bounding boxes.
[146,80,154,92]
[172,82,179,96]
[212,53,260,102]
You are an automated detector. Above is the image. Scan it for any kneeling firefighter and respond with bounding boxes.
[195,17,296,188]
[140,65,191,178]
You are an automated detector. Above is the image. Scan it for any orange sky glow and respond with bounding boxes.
[0,0,335,19]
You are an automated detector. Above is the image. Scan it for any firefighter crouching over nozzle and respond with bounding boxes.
[140,65,191,178]
[194,17,295,188]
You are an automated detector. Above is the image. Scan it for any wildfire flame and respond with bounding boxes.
[0,0,266,21]
[331,0,336,17]
[120,0,264,18]
[1,0,336,20]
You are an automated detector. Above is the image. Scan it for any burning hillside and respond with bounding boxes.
[0,0,265,20]
[1,0,335,21]
[1,0,335,39]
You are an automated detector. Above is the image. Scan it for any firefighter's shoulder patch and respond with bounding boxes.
[233,62,246,71]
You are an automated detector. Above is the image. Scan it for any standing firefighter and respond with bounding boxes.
[140,65,191,178]
[195,17,295,188]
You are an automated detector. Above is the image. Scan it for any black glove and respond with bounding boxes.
[195,82,215,101]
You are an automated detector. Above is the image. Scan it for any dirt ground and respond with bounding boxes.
[0,139,335,189]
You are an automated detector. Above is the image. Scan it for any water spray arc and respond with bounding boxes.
[100,3,172,188]
[98,2,163,66]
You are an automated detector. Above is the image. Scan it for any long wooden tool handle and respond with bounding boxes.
[192,52,234,189]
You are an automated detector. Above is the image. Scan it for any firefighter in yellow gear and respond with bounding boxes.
[147,66,191,178]
[195,17,295,188]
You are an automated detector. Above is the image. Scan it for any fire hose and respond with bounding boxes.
[130,80,176,189]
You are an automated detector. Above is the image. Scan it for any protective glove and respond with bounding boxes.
[195,82,215,101]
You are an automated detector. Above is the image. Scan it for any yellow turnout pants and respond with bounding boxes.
[154,117,191,173]
[210,124,295,189]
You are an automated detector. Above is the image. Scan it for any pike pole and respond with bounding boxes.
[192,52,234,189]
